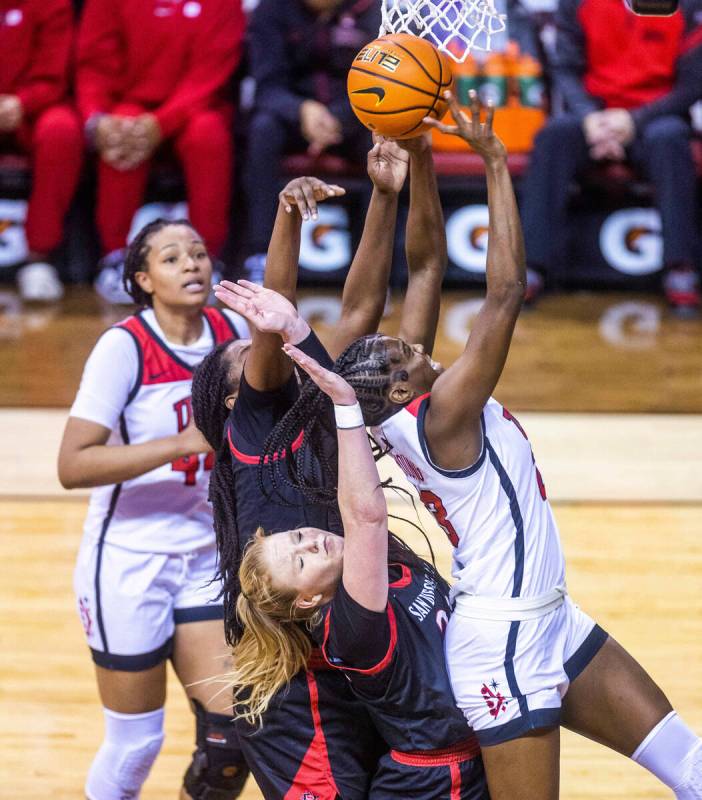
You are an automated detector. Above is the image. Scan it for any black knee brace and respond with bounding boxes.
[183,700,250,800]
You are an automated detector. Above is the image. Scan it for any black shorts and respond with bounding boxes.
[370,739,489,800]
[236,664,384,800]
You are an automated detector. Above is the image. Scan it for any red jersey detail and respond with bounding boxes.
[227,427,305,465]
[282,671,340,800]
[322,603,398,676]
[118,308,237,387]
[119,316,192,385]
[405,392,430,419]
[681,23,702,54]
[450,761,462,800]
[388,563,412,589]
[202,306,239,346]
[389,736,480,767]
[579,0,684,109]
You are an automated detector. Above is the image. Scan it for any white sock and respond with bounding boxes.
[86,707,165,800]
[632,711,702,797]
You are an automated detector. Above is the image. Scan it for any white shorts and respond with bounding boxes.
[74,537,224,671]
[445,596,608,746]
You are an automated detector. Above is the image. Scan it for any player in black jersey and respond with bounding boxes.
[192,136,442,798]
[230,340,489,800]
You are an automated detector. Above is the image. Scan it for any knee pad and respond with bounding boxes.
[85,707,165,800]
[183,700,249,800]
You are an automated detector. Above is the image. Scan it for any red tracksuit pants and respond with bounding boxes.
[4,104,84,255]
[96,103,233,256]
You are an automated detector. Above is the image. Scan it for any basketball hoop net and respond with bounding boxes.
[379,0,506,61]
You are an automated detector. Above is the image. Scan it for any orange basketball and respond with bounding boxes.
[347,34,453,139]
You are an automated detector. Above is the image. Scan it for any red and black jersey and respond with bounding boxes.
[316,559,477,754]
[236,658,384,800]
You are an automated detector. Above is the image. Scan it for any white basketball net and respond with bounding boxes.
[380,0,506,62]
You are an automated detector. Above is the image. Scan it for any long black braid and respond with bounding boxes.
[259,334,399,507]
[191,342,243,644]
[122,218,196,307]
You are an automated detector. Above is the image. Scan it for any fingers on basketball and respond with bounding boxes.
[347,33,453,139]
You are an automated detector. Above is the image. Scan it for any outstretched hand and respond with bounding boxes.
[213,280,309,343]
[367,134,410,194]
[283,344,356,406]
[422,90,506,163]
[279,177,346,221]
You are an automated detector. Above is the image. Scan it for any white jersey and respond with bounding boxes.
[70,307,248,554]
[374,394,566,602]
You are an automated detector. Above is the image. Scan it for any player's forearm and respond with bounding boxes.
[58,436,192,489]
[333,189,398,355]
[263,203,303,302]
[337,425,387,532]
[484,157,526,303]
[405,149,447,277]
[398,150,446,354]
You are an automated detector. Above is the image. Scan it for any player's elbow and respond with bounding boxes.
[487,277,526,308]
[57,452,85,490]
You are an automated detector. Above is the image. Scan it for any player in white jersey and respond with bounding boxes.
[255,92,702,799]
[58,219,251,800]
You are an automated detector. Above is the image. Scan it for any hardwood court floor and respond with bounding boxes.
[0,288,700,798]
[1,496,700,799]
[0,287,701,411]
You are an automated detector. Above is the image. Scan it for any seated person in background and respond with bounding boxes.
[76,0,245,303]
[242,0,380,282]
[520,0,702,315]
[0,0,83,301]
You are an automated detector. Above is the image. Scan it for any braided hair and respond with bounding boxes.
[259,334,401,507]
[191,341,246,644]
[122,218,196,307]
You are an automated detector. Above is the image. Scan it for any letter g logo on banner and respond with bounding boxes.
[599,208,662,276]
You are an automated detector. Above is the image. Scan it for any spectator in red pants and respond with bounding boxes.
[521,0,702,315]
[76,0,245,303]
[0,0,83,301]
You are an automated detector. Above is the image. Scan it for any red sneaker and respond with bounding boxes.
[663,266,701,317]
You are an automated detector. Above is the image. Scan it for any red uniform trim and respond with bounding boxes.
[322,602,398,676]
[117,308,237,386]
[450,761,462,799]
[388,563,412,589]
[227,426,305,465]
[307,648,334,671]
[405,392,430,419]
[118,315,192,385]
[389,736,481,767]
[202,306,239,345]
[681,24,702,55]
[283,671,340,800]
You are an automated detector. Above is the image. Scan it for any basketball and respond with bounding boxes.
[347,34,453,138]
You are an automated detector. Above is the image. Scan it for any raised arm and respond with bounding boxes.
[397,133,447,356]
[422,91,526,470]
[284,345,388,613]
[329,138,409,358]
[215,177,344,391]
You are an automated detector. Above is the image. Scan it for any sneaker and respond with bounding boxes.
[16,262,64,302]
[523,267,544,307]
[94,248,133,304]
[663,266,700,318]
[243,253,266,285]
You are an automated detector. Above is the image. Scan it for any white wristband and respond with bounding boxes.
[334,402,364,429]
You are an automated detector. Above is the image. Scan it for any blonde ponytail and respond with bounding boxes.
[227,529,321,727]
